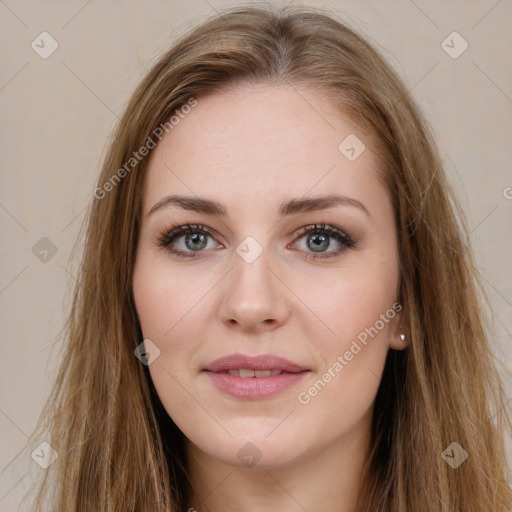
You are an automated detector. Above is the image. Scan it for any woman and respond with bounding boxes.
[24,4,511,511]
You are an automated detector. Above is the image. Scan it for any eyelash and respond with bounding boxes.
[156,222,357,260]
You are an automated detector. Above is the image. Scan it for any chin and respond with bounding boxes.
[187,427,306,470]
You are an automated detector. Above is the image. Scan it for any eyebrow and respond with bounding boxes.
[148,194,371,219]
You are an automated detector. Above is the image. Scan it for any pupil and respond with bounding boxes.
[308,233,329,252]
[185,233,207,251]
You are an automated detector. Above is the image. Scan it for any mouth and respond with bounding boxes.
[203,354,311,399]
[203,353,309,373]
[221,368,284,377]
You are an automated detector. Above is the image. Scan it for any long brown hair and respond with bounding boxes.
[15,4,511,510]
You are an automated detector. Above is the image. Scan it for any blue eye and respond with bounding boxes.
[158,224,218,258]
[157,222,356,260]
[290,223,356,260]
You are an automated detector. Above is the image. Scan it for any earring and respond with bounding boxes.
[400,333,406,341]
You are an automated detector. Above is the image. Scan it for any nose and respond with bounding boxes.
[217,248,291,333]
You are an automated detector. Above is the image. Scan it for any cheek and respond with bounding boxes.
[292,257,399,352]
[331,279,396,344]
[294,284,395,431]
[132,257,206,423]
[289,255,398,414]
[133,252,213,342]
[132,252,225,390]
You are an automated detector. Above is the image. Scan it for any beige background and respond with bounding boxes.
[1,0,511,509]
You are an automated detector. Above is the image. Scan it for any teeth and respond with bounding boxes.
[226,369,283,378]
[254,370,271,377]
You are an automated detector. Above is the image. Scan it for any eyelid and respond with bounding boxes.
[291,223,355,243]
[157,223,221,247]
[157,222,357,259]
[287,223,357,259]
[155,223,224,259]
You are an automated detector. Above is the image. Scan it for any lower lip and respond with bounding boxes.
[204,371,310,399]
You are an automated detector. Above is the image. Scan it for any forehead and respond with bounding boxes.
[142,84,386,214]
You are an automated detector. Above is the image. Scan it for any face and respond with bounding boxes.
[132,83,406,471]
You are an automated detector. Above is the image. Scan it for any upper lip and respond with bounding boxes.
[204,354,309,373]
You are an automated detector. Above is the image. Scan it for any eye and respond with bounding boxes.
[289,223,356,260]
[157,222,357,260]
[157,224,221,258]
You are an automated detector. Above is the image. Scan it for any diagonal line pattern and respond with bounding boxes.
[0,202,29,233]
[419,166,438,213]
[265,471,310,511]
[470,205,499,234]
[392,62,439,110]
[201,0,220,14]
[0,0,28,28]
[200,470,233,502]
[368,367,380,381]
[60,265,83,290]
[0,62,29,93]
[491,394,512,423]
[0,408,28,439]
[61,0,92,30]
[59,205,88,233]
[0,265,28,296]
[407,0,439,28]
[265,410,294,438]
[0,471,29,503]
[409,62,439,93]
[472,61,512,104]
[477,269,512,309]
[471,0,503,29]
[61,61,120,119]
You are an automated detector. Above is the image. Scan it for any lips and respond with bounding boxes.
[203,354,310,399]
[203,354,309,374]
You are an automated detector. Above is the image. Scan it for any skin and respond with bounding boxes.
[132,83,408,512]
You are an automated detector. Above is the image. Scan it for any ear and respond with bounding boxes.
[389,303,409,351]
